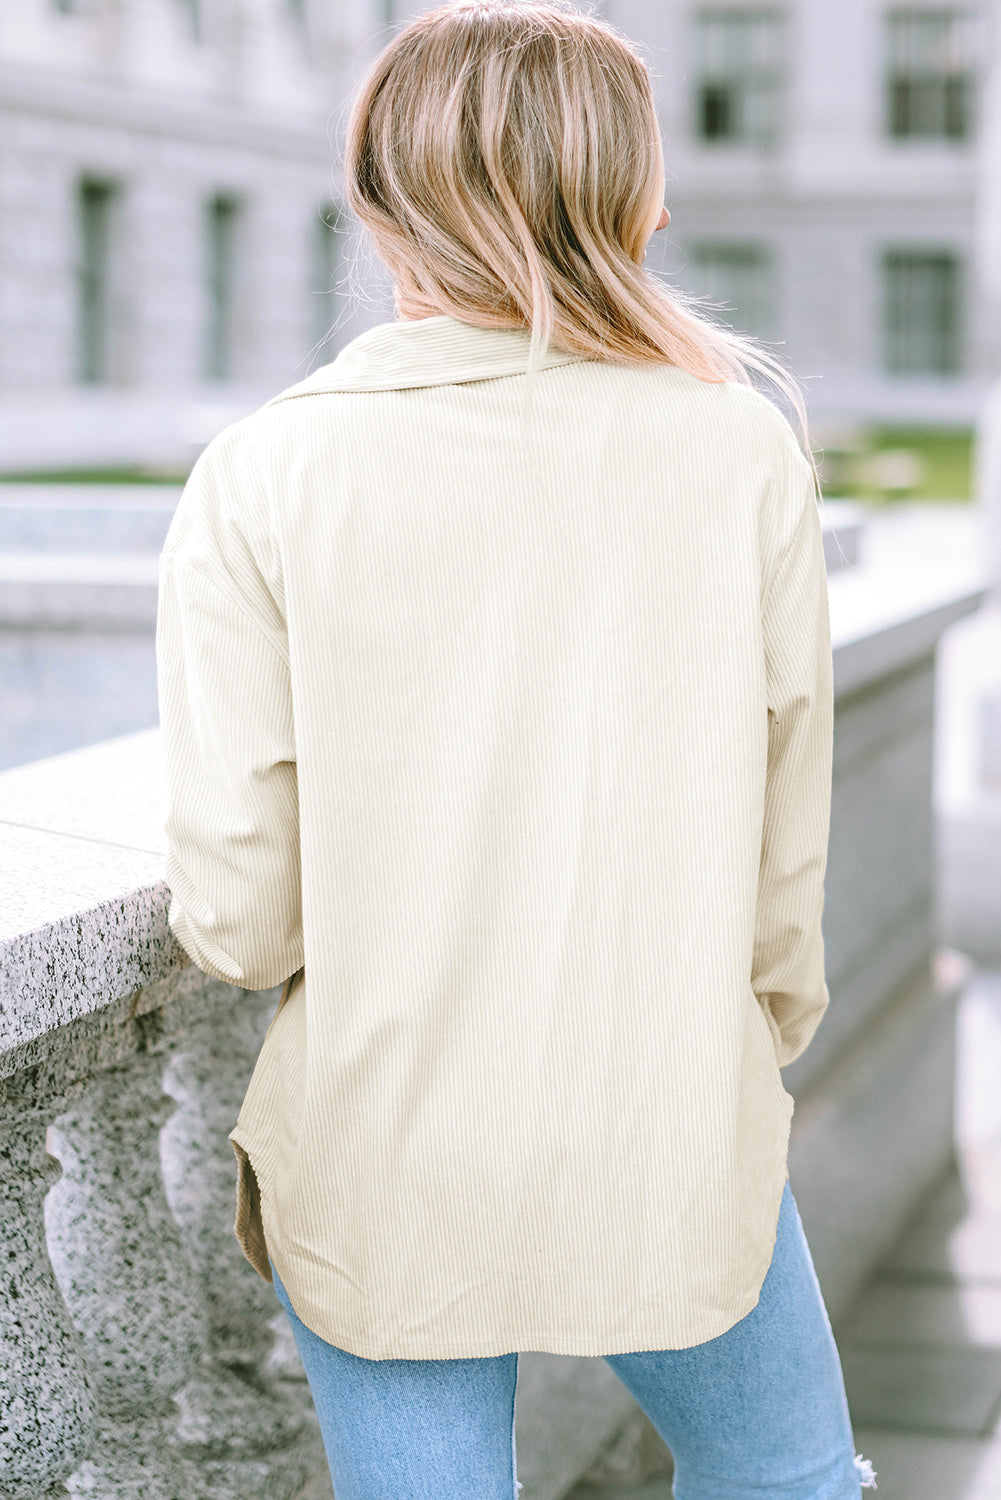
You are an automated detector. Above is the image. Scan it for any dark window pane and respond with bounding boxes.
[889,77,913,135]
[883,251,960,375]
[885,12,975,141]
[182,0,202,42]
[944,75,970,137]
[693,12,783,147]
[691,244,774,338]
[77,180,115,385]
[699,84,734,139]
[205,196,240,382]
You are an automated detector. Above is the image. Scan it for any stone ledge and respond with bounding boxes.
[0,726,177,1049]
[788,950,971,1324]
[0,552,160,628]
[0,852,185,1051]
[830,573,987,699]
[0,959,220,1086]
[0,725,166,849]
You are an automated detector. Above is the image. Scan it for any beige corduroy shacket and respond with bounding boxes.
[156,312,833,1361]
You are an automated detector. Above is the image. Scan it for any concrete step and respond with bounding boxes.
[0,485,180,554]
[0,552,159,628]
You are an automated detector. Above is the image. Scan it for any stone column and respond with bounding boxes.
[0,1079,96,1500]
[159,984,321,1496]
[44,1014,217,1500]
[160,986,288,1361]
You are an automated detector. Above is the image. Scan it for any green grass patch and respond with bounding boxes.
[820,426,974,504]
[0,432,976,502]
[0,466,191,485]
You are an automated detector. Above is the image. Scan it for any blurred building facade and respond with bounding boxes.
[0,0,393,472]
[0,0,995,471]
[634,0,996,433]
[978,0,1001,595]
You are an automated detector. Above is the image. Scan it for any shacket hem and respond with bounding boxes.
[228,1114,794,1362]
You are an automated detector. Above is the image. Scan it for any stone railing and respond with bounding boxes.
[0,520,987,1499]
[1,890,324,1496]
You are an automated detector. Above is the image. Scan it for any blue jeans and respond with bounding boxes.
[269,1180,877,1499]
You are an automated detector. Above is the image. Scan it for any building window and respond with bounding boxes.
[885,11,976,140]
[693,11,785,148]
[77,179,117,385]
[882,250,961,374]
[179,0,202,43]
[689,245,775,339]
[311,200,346,362]
[286,0,310,52]
[205,194,241,382]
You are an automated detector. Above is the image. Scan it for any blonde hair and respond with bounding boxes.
[344,0,813,465]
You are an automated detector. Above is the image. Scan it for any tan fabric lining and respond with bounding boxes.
[231,1135,272,1282]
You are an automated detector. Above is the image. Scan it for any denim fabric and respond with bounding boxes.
[269,1180,875,1500]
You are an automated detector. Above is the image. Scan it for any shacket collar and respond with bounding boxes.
[268,314,585,401]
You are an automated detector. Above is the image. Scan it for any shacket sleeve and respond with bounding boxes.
[752,443,834,1069]
[156,447,303,993]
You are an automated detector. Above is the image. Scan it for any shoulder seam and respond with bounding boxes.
[160,552,290,668]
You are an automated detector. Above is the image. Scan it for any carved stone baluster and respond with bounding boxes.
[44,1018,217,1500]
[161,987,289,1359]
[160,986,322,1496]
[0,1078,96,1500]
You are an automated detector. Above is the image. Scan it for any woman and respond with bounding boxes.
[156,3,878,1496]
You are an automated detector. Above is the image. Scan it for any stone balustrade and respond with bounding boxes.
[0,526,988,1499]
[1,938,326,1497]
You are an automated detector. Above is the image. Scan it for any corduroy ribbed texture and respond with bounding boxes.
[155,314,833,1360]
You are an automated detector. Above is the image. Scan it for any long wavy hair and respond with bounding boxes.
[343,0,812,463]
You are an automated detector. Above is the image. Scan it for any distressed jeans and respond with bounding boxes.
[269,1179,878,1499]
